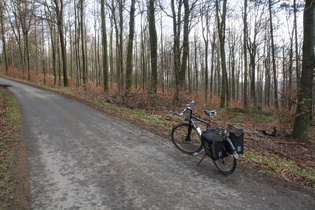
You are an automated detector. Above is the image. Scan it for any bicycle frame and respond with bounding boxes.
[185,109,212,137]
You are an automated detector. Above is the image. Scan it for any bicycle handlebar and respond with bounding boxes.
[173,99,217,119]
[173,110,185,116]
[173,99,195,116]
[185,99,194,106]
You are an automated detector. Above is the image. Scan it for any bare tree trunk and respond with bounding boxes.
[292,0,314,142]
[101,0,109,92]
[126,0,136,93]
[50,24,57,85]
[74,0,81,87]
[180,0,190,90]
[41,13,47,85]
[264,37,271,108]
[194,35,198,92]
[248,43,257,107]
[9,6,24,74]
[79,0,87,88]
[210,31,216,102]
[111,0,124,94]
[201,6,210,102]
[293,0,300,86]
[268,0,279,108]
[288,29,294,110]
[0,1,8,73]
[17,0,35,80]
[54,0,68,87]
[243,0,248,108]
[216,0,228,108]
[171,0,182,102]
[139,11,147,90]
[118,0,124,94]
[160,14,165,93]
[230,34,236,102]
[148,0,158,94]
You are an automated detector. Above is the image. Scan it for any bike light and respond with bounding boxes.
[209,120,215,124]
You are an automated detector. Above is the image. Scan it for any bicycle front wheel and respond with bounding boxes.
[171,123,203,155]
[212,153,237,175]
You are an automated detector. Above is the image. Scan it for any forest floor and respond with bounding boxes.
[0,70,314,208]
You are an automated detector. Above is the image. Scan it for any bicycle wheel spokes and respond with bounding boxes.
[171,123,203,155]
[212,153,237,175]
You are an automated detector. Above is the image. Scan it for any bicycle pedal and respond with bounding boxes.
[193,152,199,156]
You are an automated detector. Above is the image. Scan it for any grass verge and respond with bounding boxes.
[0,87,29,209]
[244,148,315,190]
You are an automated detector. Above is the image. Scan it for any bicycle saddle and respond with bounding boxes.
[204,110,217,116]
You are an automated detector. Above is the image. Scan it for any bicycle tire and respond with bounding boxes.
[212,153,237,175]
[171,123,203,155]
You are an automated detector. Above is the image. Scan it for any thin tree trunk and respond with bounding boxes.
[148,0,158,94]
[171,0,182,102]
[202,8,210,102]
[0,1,8,73]
[268,0,278,108]
[50,24,57,86]
[80,0,87,88]
[180,0,190,90]
[101,0,109,92]
[126,0,136,93]
[293,0,300,86]
[243,0,248,108]
[118,0,124,94]
[210,31,216,102]
[54,0,68,87]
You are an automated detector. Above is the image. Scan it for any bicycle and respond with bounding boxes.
[171,99,240,175]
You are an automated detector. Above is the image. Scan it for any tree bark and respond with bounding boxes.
[293,0,300,86]
[268,0,278,108]
[0,1,8,73]
[80,0,87,88]
[180,0,190,90]
[291,0,314,142]
[216,0,228,108]
[148,0,158,94]
[201,6,210,102]
[54,0,68,87]
[171,0,182,102]
[126,0,136,93]
[101,0,109,92]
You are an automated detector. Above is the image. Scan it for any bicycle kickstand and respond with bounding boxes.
[197,153,207,166]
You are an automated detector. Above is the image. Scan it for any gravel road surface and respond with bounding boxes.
[1,77,314,210]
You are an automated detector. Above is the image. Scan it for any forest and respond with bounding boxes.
[0,0,314,141]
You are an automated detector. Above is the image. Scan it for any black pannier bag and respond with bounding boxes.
[226,128,244,154]
[201,129,226,160]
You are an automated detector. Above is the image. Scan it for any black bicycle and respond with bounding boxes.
[171,99,240,175]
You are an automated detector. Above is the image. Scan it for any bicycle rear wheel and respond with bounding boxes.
[171,123,203,155]
[212,153,237,175]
